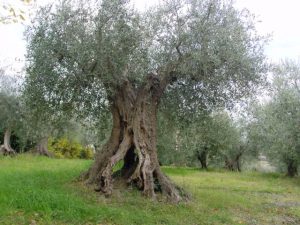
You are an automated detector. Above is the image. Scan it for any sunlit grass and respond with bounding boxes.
[0,155,300,224]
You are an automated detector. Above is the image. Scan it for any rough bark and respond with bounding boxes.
[81,74,187,203]
[0,129,16,156]
[287,161,298,177]
[32,137,53,157]
[197,148,208,169]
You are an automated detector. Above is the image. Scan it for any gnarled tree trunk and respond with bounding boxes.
[81,75,187,202]
[32,137,53,157]
[0,129,16,156]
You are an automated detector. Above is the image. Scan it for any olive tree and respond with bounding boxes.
[251,60,300,177]
[0,92,21,155]
[23,93,82,157]
[0,68,25,155]
[184,111,245,171]
[25,0,267,202]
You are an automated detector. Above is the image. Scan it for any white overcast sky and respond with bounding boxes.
[1,0,300,72]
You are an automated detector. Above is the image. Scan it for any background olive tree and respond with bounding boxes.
[249,60,300,177]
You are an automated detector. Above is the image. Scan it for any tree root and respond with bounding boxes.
[83,144,189,203]
[0,145,16,156]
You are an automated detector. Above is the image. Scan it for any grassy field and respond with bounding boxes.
[0,155,300,225]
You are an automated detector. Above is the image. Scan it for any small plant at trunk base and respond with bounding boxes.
[24,0,267,202]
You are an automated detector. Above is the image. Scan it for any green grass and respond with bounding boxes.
[0,155,300,225]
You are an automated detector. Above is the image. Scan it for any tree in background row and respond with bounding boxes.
[0,69,24,155]
[179,111,252,171]
[249,60,300,177]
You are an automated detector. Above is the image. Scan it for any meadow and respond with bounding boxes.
[0,155,300,225]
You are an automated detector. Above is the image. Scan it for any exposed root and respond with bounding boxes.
[0,145,16,156]
[155,168,190,203]
[82,141,188,203]
[81,135,189,203]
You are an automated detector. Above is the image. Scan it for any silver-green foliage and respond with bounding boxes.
[25,0,267,118]
[0,70,24,140]
[0,92,22,133]
[157,109,245,167]
[251,60,300,174]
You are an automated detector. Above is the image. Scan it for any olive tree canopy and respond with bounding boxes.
[25,0,267,202]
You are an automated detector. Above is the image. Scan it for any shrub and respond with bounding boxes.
[79,146,94,159]
[48,137,94,159]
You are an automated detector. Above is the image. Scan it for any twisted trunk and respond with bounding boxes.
[0,129,16,156]
[81,75,187,202]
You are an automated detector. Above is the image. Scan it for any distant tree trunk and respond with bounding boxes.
[225,152,242,172]
[197,148,208,169]
[225,157,233,170]
[175,130,180,152]
[32,137,53,157]
[0,129,16,156]
[287,161,298,177]
[81,75,188,203]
